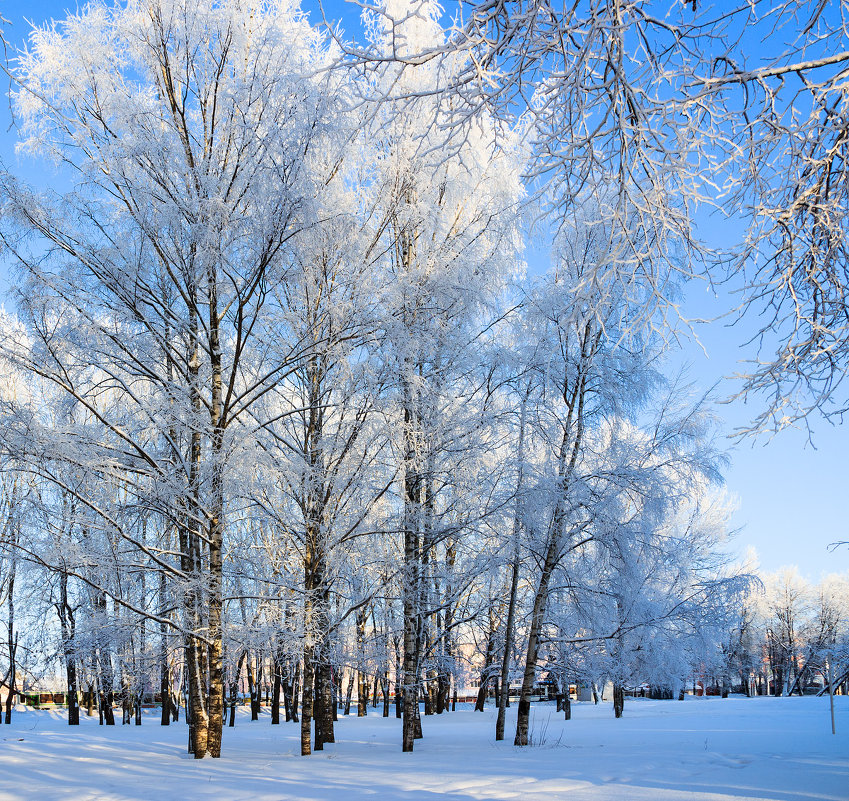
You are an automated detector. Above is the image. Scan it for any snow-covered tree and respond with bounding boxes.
[0,0,349,757]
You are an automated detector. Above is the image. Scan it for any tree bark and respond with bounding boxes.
[344,670,354,715]
[228,679,237,728]
[183,301,209,757]
[271,656,282,725]
[159,563,171,727]
[57,567,79,726]
[291,661,300,722]
[315,660,335,749]
[402,465,421,752]
[514,345,591,746]
[382,673,390,717]
[93,592,116,727]
[613,684,625,718]
[300,644,314,756]
[497,391,527,741]
[247,657,260,721]
[514,533,559,746]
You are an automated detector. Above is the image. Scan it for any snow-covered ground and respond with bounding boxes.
[0,696,845,800]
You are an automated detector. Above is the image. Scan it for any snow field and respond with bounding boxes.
[0,695,846,801]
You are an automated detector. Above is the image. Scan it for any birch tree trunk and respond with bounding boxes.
[51,493,78,726]
[4,549,16,726]
[300,638,315,756]
[515,330,592,746]
[514,535,559,746]
[357,607,368,718]
[159,567,171,727]
[93,591,116,727]
[206,271,226,758]
[497,385,528,739]
[315,660,335,749]
[185,305,209,758]
[402,388,423,752]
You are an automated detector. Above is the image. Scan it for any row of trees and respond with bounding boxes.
[0,0,844,760]
[726,569,849,699]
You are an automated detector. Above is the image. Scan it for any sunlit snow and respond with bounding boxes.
[0,696,845,801]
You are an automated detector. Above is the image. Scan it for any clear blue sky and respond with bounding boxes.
[1,0,846,582]
[676,274,849,581]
